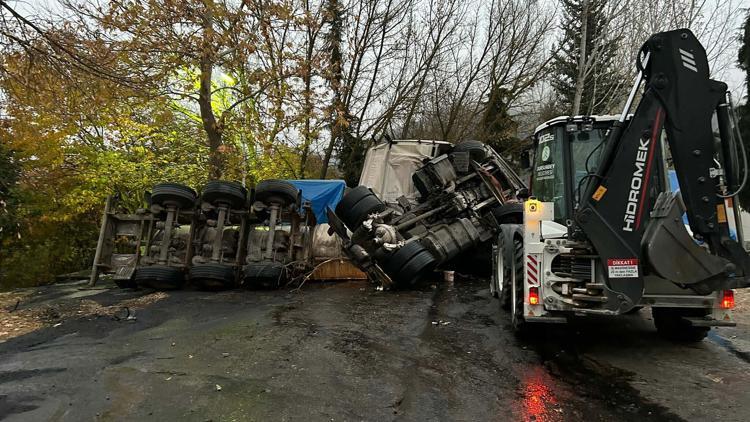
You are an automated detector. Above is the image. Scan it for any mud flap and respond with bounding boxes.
[642,192,732,294]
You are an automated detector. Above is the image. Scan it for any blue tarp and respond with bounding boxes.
[667,170,689,226]
[288,180,346,224]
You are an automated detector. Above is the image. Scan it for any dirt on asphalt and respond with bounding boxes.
[0,278,749,421]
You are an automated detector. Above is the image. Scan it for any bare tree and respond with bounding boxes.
[400,0,556,143]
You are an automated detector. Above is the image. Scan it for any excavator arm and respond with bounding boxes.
[575,29,750,313]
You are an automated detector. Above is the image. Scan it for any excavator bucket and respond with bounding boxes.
[642,192,733,294]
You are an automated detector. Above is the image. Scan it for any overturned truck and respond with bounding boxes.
[90,179,362,290]
[327,139,528,287]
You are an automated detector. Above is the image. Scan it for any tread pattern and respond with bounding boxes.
[255,180,299,207]
[381,241,437,287]
[243,262,285,289]
[190,263,237,290]
[151,183,197,209]
[134,265,185,290]
[335,186,386,230]
[202,181,248,209]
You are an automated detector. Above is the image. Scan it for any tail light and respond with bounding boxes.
[720,290,735,309]
[529,287,540,305]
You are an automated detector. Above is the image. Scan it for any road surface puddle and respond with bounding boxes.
[517,366,564,422]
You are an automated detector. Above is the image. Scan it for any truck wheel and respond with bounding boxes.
[243,262,285,289]
[510,235,526,333]
[255,180,299,207]
[114,278,137,289]
[492,202,524,224]
[190,263,236,290]
[134,265,184,290]
[453,140,487,162]
[652,308,710,342]
[202,181,248,209]
[382,241,437,287]
[335,186,386,230]
[151,183,197,209]
[498,233,517,311]
[490,240,500,298]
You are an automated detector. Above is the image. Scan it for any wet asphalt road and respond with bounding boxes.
[1,278,749,421]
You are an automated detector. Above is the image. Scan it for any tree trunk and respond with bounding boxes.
[198,0,223,180]
[319,0,344,180]
[299,9,316,179]
[571,0,589,115]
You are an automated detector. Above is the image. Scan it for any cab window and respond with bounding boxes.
[532,128,566,222]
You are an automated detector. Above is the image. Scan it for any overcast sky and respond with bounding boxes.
[6,0,750,102]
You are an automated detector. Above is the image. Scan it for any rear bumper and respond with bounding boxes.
[525,315,568,324]
[682,316,736,327]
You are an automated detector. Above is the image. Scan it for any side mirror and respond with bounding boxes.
[516,188,530,200]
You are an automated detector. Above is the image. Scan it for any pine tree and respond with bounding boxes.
[320,0,348,179]
[551,0,621,115]
[481,87,520,158]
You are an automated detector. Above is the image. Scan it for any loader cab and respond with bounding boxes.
[529,115,620,225]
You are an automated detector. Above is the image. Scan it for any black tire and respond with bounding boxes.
[190,263,237,290]
[134,265,185,290]
[151,183,197,209]
[114,278,137,289]
[496,232,515,311]
[243,261,285,289]
[490,240,500,299]
[453,140,488,162]
[510,235,526,333]
[255,180,299,207]
[652,308,710,342]
[202,181,248,209]
[381,241,437,287]
[492,202,524,224]
[335,186,386,230]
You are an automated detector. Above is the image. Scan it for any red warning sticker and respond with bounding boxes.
[607,258,639,278]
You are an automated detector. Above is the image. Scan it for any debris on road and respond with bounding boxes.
[0,288,167,342]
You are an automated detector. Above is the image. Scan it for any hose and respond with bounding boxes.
[717,92,748,199]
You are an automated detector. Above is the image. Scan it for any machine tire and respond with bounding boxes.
[255,180,299,207]
[510,235,526,334]
[243,261,285,289]
[114,278,137,289]
[202,181,248,209]
[335,186,386,230]
[492,202,524,225]
[381,241,437,287]
[497,233,516,311]
[652,308,710,342]
[453,140,488,162]
[190,263,236,290]
[151,183,197,209]
[490,239,500,298]
[337,185,372,210]
[134,265,184,290]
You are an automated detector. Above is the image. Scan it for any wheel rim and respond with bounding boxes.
[494,242,504,301]
[510,239,523,329]
[510,250,519,327]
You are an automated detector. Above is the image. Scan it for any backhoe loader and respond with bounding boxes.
[493,29,749,341]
